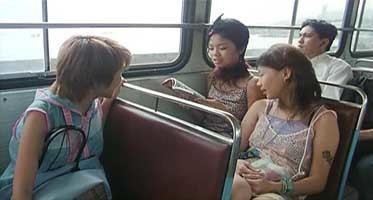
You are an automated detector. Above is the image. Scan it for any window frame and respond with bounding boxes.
[0,0,194,89]
[350,0,373,57]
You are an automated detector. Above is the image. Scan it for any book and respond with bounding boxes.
[162,78,205,101]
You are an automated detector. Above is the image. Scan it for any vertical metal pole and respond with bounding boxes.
[42,0,50,71]
[288,0,299,44]
[353,0,366,53]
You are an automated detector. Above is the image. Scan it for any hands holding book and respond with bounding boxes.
[162,78,228,112]
[162,78,205,101]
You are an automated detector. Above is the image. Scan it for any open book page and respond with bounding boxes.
[162,78,206,101]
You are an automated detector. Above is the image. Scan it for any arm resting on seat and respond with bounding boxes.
[360,129,373,141]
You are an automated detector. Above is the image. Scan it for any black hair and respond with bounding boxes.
[207,15,251,84]
[208,14,250,62]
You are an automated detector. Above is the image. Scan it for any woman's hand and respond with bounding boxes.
[112,77,126,99]
[101,77,126,123]
[236,159,278,195]
[244,176,277,195]
[236,160,262,177]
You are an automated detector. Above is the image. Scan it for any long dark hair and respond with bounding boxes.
[257,44,321,112]
[207,15,251,85]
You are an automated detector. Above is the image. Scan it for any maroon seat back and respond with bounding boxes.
[307,98,360,200]
[102,99,231,200]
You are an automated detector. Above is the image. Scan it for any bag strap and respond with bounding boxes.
[39,125,87,172]
[39,105,87,172]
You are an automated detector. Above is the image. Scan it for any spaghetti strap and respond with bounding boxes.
[309,106,337,128]
[307,105,322,126]
[264,99,275,115]
[246,73,254,82]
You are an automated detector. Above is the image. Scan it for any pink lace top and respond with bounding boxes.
[202,78,250,134]
[248,99,337,181]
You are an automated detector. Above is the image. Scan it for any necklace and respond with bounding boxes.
[260,101,300,146]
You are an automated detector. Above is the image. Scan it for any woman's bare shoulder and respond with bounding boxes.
[235,75,256,88]
[315,106,338,122]
[313,106,339,135]
[250,98,267,111]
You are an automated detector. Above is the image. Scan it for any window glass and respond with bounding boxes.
[0,0,183,75]
[360,1,373,29]
[210,0,294,26]
[296,0,346,27]
[210,0,347,58]
[0,0,44,74]
[0,29,44,75]
[48,0,183,69]
[0,0,42,22]
[48,28,180,70]
[352,0,373,52]
[210,0,294,58]
[48,0,181,23]
[248,29,290,57]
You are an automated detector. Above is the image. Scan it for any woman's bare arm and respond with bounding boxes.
[240,100,266,151]
[360,129,373,141]
[246,77,265,109]
[12,111,47,200]
[291,111,340,195]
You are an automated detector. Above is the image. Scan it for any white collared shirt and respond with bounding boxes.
[311,53,353,100]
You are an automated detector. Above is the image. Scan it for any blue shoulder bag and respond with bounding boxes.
[0,125,110,200]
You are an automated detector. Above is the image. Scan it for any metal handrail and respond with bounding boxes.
[352,67,373,73]
[355,58,373,66]
[0,22,207,29]
[122,82,241,200]
[319,80,367,131]
[0,22,356,31]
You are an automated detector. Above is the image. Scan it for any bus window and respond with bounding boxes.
[0,0,44,74]
[210,0,294,58]
[0,0,184,76]
[47,0,182,71]
[295,0,346,27]
[352,0,373,53]
[48,28,181,71]
[210,0,347,57]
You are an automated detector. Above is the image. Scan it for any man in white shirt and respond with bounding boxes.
[297,19,353,99]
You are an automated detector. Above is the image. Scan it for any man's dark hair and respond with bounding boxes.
[301,19,338,51]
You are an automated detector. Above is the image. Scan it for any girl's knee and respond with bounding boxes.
[252,193,285,200]
[232,175,252,200]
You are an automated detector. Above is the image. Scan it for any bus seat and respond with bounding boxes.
[341,67,373,129]
[344,66,373,200]
[101,99,233,200]
[341,67,373,171]
[307,83,366,200]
